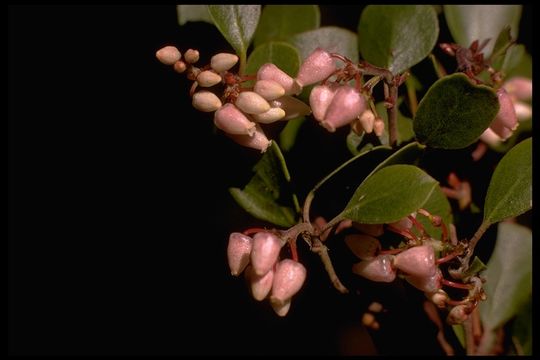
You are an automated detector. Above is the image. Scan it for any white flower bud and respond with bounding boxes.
[235,91,271,114]
[227,232,253,276]
[514,101,532,120]
[270,259,307,303]
[245,265,274,301]
[446,304,469,325]
[359,110,375,134]
[352,255,396,283]
[270,96,311,120]
[184,49,200,64]
[321,86,366,132]
[344,234,381,261]
[254,80,286,100]
[214,103,256,136]
[196,70,222,87]
[270,297,291,317]
[192,91,222,112]
[251,107,286,124]
[211,53,239,72]
[156,46,181,65]
[227,124,272,153]
[257,63,302,95]
[373,118,385,137]
[394,245,436,278]
[503,76,532,101]
[173,60,187,73]
[295,48,337,87]
[250,232,282,276]
[425,289,449,309]
[480,127,503,147]
[309,83,338,122]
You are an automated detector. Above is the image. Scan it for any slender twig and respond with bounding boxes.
[311,238,349,294]
[464,317,476,355]
[386,81,399,148]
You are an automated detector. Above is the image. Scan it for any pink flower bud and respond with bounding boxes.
[352,255,396,282]
[270,96,312,120]
[309,83,338,122]
[352,223,384,237]
[214,103,256,136]
[503,76,532,101]
[359,110,375,134]
[489,88,518,140]
[270,297,291,317]
[254,80,286,100]
[211,53,239,72]
[227,124,272,153]
[250,232,282,276]
[480,127,503,147]
[235,91,271,114]
[270,259,307,302]
[320,86,366,132]
[173,60,187,73]
[295,48,337,87]
[227,232,253,276]
[373,118,385,137]
[251,108,286,124]
[405,268,442,293]
[513,101,532,120]
[257,63,302,96]
[344,234,381,260]
[245,265,274,301]
[197,70,222,87]
[184,49,200,64]
[446,304,469,325]
[394,245,436,278]
[156,46,181,65]
[425,289,449,309]
[192,91,222,112]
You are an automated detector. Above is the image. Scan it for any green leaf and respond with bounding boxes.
[503,44,532,79]
[288,26,358,64]
[462,256,487,279]
[358,5,439,74]
[346,131,365,156]
[246,41,301,79]
[512,297,532,355]
[367,141,426,179]
[490,26,514,69]
[479,222,532,331]
[452,325,466,348]
[279,117,306,152]
[229,142,297,228]
[254,5,320,47]
[177,5,213,26]
[376,99,415,146]
[208,5,261,59]
[341,165,438,224]
[443,5,522,57]
[413,73,499,149]
[483,138,532,224]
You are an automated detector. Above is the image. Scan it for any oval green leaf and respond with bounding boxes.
[254,5,320,47]
[229,142,297,228]
[279,117,306,152]
[208,5,261,58]
[288,26,358,64]
[358,5,439,74]
[479,222,532,331]
[246,41,301,78]
[483,137,532,224]
[341,165,438,224]
[177,5,213,26]
[413,73,499,149]
[443,5,522,57]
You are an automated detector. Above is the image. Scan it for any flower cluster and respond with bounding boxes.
[227,231,306,316]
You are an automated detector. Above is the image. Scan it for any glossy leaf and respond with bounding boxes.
[479,222,532,331]
[414,73,499,149]
[358,5,439,74]
[483,138,532,224]
[341,165,438,224]
[208,5,261,59]
[366,141,425,180]
[177,5,213,26]
[452,325,466,348]
[246,41,301,79]
[503,44,532,79]
[279,117,306,152]
[229,142,297,228]
[443,5,522,57]
[376,99,415,146]
[289,26,358,65]
[254,5,320,47]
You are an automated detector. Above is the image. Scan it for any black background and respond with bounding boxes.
[9,5,532,356]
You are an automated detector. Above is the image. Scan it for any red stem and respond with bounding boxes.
[243,227,267,236]
[289,240,299,262]
[442,278,473,290]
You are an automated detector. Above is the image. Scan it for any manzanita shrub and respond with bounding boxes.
[158,5,532,355]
